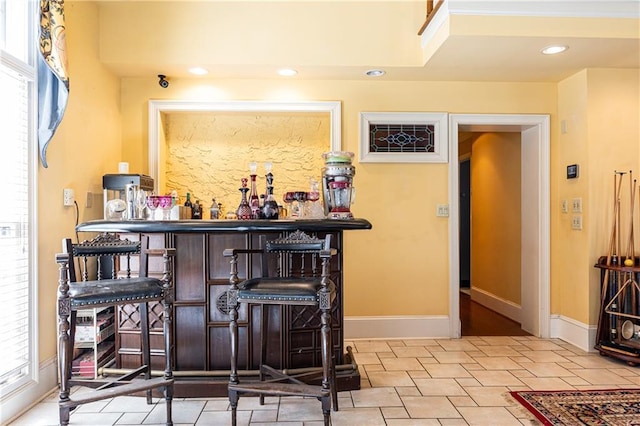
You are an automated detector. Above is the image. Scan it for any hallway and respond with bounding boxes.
[460,292,531,337]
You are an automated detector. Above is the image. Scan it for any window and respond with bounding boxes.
[0,0,38,400]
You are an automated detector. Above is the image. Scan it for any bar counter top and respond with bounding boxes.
[76,218,372,233]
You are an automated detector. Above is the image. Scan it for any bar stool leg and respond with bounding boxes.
[228,287,240,426]
[140,302,153,404]
[230,389,239,426]
[162,291,174,426]
[320,307,332,424]
[57,256,72,426]
[259,304,270,406]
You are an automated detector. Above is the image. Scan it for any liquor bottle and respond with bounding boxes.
[263,162,273,201]
[184,192,194,218]
[261,171,279,219]
[192,200,202,219]
[249,162,260,219]
[209,197,220,219]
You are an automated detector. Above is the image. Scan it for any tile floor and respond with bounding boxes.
[9,336,640,425]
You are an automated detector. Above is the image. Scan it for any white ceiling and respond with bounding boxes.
[92,0,640,83]
[416,0,640,82]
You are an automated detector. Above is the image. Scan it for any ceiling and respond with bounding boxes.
[416,0,640,82]
[91,0,640,83]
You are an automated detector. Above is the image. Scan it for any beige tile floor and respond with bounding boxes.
[9,336,640,425]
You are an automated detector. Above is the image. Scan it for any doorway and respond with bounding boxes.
[459,134,531,336]
[459,156,471,293]
[448,114,550,339]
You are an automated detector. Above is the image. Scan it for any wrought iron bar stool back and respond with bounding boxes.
[225,230,338,426]
[55,233,175,426]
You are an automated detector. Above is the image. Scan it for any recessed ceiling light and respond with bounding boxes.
[541,45,568,55]
[365,69,386,77]
[188,67,209,75]
[278,68,298,77]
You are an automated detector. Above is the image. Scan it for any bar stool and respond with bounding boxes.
[55,233,175,426]
[225,231,338,426]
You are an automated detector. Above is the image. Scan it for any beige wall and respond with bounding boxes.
[120,78,556,320]
[555,68,640,325]
[470,133,522,304]
[586,69,640,324]
[37,1,122,361]
[35,3,640,368]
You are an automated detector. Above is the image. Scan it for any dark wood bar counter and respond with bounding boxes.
[76,219,372,397]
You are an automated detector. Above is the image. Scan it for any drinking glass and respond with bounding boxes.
[146,195,161,219]
[294,191,308,218]
[158,196,175,220]
[135,189,147,219]
[283,192,296,218]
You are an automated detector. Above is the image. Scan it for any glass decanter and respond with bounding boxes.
[249,162,260,219]
[261,172,279,219]
[263,162,273,201]
[236,178,253,220]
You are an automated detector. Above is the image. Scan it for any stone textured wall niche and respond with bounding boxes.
[163,111,330,217]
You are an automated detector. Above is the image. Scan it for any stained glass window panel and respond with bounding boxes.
[369,123,436,154]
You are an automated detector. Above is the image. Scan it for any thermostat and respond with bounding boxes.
[567,164,579,179]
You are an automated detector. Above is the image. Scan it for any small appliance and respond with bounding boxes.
[321,151,355,219]
[103,174,154,219]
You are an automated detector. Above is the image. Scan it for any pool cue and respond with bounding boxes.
[598,171,625,342]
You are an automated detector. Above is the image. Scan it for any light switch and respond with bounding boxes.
[571,198,582,213]
[436,204,449,217]
[572,215,582,230]
[561,200,568,213]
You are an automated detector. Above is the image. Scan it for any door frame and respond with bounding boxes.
[448,114,550,338]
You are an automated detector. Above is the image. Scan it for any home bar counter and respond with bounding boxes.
[76,219,372,397]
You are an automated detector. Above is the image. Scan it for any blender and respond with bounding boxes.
[321,151,356,219]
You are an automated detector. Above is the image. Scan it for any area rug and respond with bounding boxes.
[510,389,640,426]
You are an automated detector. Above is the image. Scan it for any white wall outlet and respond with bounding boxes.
[436,204,449,217]
[572,215,582,230]
[63,188,75,207]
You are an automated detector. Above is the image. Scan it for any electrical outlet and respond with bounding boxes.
[436,204,449,217]
[63,188,75,206]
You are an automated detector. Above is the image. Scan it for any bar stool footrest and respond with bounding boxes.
[60,377,174,409]
[229,382,329,398]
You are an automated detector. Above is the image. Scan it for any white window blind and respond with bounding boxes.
[0,65,31,390]
[0,0,37,399]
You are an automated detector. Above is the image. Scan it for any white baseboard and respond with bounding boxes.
[470,287,521,323]
[344,315,450,339]
[343,313,597,354]
[1,356,58,425]
[550,314,597,352]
